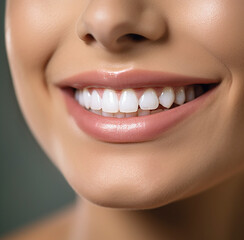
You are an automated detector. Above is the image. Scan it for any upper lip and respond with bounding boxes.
[56,69,220,90]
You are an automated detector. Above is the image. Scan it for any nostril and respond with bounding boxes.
[82,33,95,44]
[126,34,147,42]
[118,33,147,44]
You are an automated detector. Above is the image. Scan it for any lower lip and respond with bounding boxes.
[62,87,217,143]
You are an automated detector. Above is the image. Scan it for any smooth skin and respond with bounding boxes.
[4,0,244,239]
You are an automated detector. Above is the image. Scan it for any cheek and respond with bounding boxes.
[6,0,74,70]
[5,1,75,160]
[175,0,244,68]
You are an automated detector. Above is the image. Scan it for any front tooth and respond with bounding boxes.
[174,87,186,105]
[90,90,102,110]
[119,89,138,113]
[102,89,119,113]
[139,89,159,110]
[186,86,195,102]
[159,87,175,109]
[83,88,91,109]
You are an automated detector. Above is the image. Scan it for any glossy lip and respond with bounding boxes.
[56,69,220,90]
[57,69,220,143]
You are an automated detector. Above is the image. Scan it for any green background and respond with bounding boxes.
[0,1,76,237]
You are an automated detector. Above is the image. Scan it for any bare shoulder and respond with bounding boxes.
[1,204,76,240]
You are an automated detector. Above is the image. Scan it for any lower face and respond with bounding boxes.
[5,0,244,209]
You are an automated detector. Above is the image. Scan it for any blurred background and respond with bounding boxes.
[0,1,76,237]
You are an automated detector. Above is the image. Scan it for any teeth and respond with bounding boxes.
[139,89,159,110]
[75,90,80,101]
[186,86,195,102]
[75,89,84,106]
[102,89,119,113]
[90,90,102,110]
[83,88,91,109]
[75,84,201,117]
[119,89,138,113]
[174,87,186,105]
[159,87,175,109]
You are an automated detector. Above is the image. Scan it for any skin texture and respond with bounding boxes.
[4,0,244,239]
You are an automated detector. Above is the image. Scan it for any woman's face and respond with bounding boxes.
[5,0,244,209]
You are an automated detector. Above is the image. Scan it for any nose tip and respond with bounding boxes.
[77,0,167,52]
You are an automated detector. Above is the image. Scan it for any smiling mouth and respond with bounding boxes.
[57,69,220,143]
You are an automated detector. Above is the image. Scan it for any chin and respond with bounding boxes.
[60,155,200,210]
[56,139,243,211]
[72,179,177,210]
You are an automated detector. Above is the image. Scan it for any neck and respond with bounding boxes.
[70,173,244,240]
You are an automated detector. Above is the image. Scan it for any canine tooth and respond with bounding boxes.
[119,89,138,113]
[174,87,186,105]
[91,110,102,115]
[102,111,114,117]
[90,90,102,110]
[139,89,159,110]
[102,89,119,113]
[83,88,91,109]
[159,87,175,109]
[138,109,150,116]
[126,112,137,118]
[186,86,195,102]
[114,112,126,118]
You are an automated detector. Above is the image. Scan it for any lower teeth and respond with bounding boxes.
[89,106,168,118]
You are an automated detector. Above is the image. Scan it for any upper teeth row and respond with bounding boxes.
[75,87,196,114]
